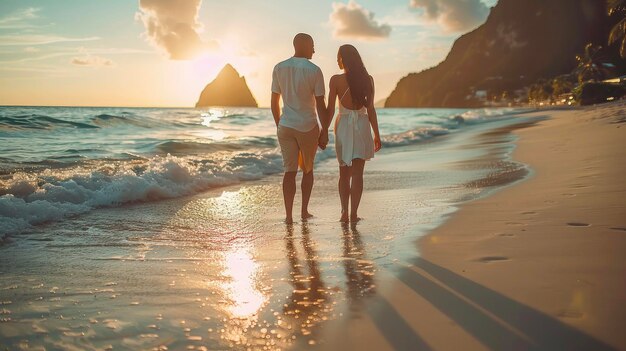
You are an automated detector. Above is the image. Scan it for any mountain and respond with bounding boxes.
[196,64,258,108]
[385,0,623,108]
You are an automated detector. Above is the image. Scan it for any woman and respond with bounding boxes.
[325,44,381,223]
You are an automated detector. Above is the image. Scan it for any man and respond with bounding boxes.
[271,33,328,224]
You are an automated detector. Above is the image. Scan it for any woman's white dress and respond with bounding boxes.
[334,88,375,167]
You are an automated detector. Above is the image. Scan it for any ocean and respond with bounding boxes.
[0,106,528,239]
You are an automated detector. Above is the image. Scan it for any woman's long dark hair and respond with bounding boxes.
[339,44,372,108]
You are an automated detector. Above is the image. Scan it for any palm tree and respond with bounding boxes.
[575,43,609,83]
[608,0,626,58]
[552,74,575,97]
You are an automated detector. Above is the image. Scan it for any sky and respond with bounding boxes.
[0,0,498,108]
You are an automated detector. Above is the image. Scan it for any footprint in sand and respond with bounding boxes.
[521,211,536,215]
[570,184,591,189]
[476,256,510,263]
[497,233,516,237]
[567,222,591,227]
[558,309,584,319]
[610,227,626,232]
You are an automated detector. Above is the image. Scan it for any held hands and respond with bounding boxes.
[374,135,382,152]
[318,132,329,150]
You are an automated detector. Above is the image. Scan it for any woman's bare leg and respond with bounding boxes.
[349,159,365,222]
[338,165,352,222]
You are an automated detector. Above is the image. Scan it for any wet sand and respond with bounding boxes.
[322,101,626,350]
[3,103,624,350]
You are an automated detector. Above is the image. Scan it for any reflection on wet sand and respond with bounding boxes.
[279,222,379,347]
[282,223,331,346]
[220,244,268,347]
[341,223,376,312]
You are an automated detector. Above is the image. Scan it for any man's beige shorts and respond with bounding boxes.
[277,124,320,173]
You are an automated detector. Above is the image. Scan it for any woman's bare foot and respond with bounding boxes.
[285,216,294,224]
[340,210,349,222]
[350,215,361,223]
[301,212,314,221]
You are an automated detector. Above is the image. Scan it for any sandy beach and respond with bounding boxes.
[322,101,626,350]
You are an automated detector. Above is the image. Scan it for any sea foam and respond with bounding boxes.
[0,152,285,237]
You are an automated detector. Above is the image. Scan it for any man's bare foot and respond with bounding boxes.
[285,217,294,224]
[301,212,314,221]
[350,215,361,223]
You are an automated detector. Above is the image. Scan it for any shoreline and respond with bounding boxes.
[414,101,626,350]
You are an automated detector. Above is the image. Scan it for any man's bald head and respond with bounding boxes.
[293,33,315,59]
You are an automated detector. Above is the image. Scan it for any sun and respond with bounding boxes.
[161,35,260,107]
[201,36,256,74]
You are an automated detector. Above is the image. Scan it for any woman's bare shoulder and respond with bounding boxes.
[329,74,346,91]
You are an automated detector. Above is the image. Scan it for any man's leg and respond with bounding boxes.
[283,171,297,224]
[301,170,314,219]
[296,125,320,220]
[277,126,300,224]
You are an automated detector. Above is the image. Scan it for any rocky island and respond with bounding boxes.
[196,64,258,108]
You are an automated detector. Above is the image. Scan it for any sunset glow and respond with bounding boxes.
[0,0,497,107]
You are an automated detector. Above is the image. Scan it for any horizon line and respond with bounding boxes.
[0,104,273,109]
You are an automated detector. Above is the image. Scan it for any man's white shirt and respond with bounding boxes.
[271,57,325,132]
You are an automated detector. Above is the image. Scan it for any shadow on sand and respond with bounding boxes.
[341,223,433,351]
[378,257,617,351]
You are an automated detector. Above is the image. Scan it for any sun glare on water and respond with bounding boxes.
[222,246,266,318]
[214,190,267,319]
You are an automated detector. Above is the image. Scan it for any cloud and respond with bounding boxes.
[0,9,97,47]
[70,55,114,67]
[135,0,217,60]
[0,47,150,65]
[410,0,489,32]
[0,34,100,46]
[329,1,391,40]
[0,7,40,29]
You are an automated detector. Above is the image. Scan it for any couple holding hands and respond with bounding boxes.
[271,32,382,224]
